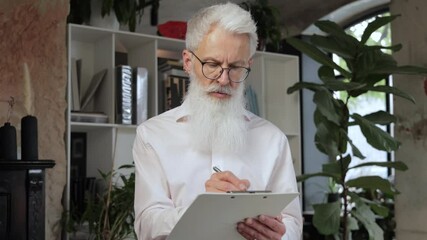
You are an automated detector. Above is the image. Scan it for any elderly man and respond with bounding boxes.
[133,2,302,240]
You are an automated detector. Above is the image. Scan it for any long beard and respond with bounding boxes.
[184,73,247,154]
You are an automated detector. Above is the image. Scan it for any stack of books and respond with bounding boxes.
[158,58,190,111]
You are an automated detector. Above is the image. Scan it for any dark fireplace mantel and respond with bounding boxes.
[0,160,55,240]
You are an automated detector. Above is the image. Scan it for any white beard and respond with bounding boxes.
[184,73,247,154]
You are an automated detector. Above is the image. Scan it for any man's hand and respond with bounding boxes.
[237,215,286,240]
[205,170,250,192]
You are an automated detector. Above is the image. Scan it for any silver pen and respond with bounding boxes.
[213,166,222,173]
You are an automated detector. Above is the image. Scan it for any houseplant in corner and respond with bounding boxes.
[63,164,136,240]
[286,15,427,240]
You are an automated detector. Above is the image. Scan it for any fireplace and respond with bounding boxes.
[0,160,55,240]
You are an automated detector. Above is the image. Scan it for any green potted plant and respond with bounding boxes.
[239,0,282,51]
[286,15,427,240]
[100,0,160,32]
[63,164,136,240]
[68,0,160,32]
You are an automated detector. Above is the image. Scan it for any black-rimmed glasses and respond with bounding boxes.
[189,51,250,83]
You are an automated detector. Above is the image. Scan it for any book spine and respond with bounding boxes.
[133,67,148,125]
[71,58,81,111]
[166,75,189,110]
[116,66,133,124]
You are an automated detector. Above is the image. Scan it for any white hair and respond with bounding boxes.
[185,2,258,57]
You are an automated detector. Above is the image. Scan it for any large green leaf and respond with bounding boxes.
[361,15,399,44]
[313,201,341,235]
[310,35,355,59]
[368,43,402,52]
[350,193,384,240]
[346,176,397,195]
[286,37,351,78]
[314,20,359,51]
[320,155,352,182]
[313,89,342,125]
[322,161,342,176]
[297,172,338,182]
[354,49,397,83]
[347,216,359,231]
[314,20,348,38]
[370,203,390,217]
[350,161,408,171]
[322,80,366,91]
[346,136,365,159]
[362,110,396,125]
[315,120,341,157]
[373,65,427,75]
[287,82,324,94]
[318,65,336,82]
[351,113,400,152]
[365,85,415,103]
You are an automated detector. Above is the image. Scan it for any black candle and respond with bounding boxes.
[0,122,18,160]
[21,115,38,160]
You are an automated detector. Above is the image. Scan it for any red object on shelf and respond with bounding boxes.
[157,21,187,40]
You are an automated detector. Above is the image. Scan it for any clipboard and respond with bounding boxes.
[167,192,299,240]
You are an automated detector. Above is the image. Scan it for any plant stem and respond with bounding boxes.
[338,154,348,240]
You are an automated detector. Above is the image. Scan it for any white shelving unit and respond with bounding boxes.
[66,23,301,214]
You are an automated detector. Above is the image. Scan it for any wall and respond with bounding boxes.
[390,0,427,239]
[0,0,68,239]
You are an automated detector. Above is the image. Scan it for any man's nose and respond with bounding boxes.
[216,69,230,86]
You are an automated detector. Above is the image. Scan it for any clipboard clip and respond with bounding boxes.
[227,190,272,193]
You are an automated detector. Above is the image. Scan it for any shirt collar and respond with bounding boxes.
[174,99,253,123]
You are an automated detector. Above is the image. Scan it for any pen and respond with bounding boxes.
[213,166,222,173]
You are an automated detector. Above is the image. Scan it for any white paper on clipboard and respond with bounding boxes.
[167,192,299,240]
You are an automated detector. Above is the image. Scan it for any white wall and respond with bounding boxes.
[390,0,427,239]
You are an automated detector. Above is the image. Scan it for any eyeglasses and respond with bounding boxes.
[189,51,250,83]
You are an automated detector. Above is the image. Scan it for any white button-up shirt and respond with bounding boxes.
[133,100,302,240]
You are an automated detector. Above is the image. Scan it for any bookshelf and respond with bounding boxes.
[66,23,301,223]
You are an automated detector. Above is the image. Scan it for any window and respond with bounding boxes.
[333,12,392,180]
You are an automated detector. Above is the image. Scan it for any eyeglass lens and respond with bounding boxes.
[190,51,249,83]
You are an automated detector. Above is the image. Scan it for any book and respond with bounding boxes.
[116,65,133,124]
[70,111,108,123]
[80,69,108,111]
[164,75,190,111]
[71,58,80,111]
[132,67,148,125]
[158,58,184,72]
[162,68,187,78]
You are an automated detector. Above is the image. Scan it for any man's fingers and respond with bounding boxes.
[258,215,286,234]
[212,171,249,190]
[237,215,286,240]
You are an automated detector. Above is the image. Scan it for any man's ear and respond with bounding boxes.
[182,50,192,73]
[248,58,253,67]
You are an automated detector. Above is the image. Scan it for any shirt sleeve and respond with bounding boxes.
[267,134,303,240]
[133,126,188,240]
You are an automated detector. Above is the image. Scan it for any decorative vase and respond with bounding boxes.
[90,0,120,30]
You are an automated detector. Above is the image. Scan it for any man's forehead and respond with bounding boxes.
[196,26,251,61]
